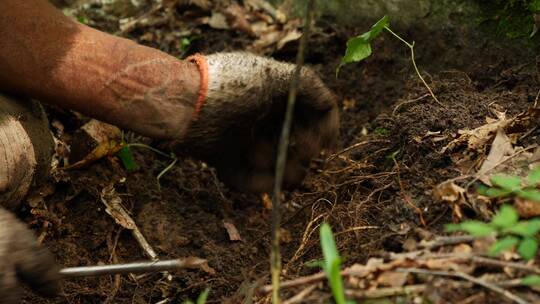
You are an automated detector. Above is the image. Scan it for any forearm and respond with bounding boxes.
[0,0,200,139]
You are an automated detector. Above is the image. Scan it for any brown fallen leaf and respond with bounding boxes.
[442,111,508,153]
[515,197,540,218]
[376,271,409,287]
[261,193,272,210]
[64,140,123,170]
[476,128,514,185]
[223,4,256,36]
[433,181,467,220]
[208,11,229,29]
[223,220,242,241]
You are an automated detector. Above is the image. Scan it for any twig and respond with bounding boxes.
[395,268,529,304]
[391,155,426,226]
[383,27,445,108]
[471,256,540,274]
[326,139,391,161]
[262,271,326,293]
[60,258,207,278]
[334,226,379,237]
[534,88,540,108]
[101,184,158,260]
[392,93,430,116]
[345,284,426,299]
[283,285,317,304]
[270,0,315,302]
[418,235,477,249]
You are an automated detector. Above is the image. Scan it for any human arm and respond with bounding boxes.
[0,0,200,139]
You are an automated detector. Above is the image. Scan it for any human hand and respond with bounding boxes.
[0,208,60,303]
[175,52,339,192]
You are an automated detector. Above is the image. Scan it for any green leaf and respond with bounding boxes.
[304,259,325,268]
[491,205,519,229]
[337,16,389,76]
[445,221,496,237]
[118,146,137,171]
[527,166,540,185]
[518,237,539,260]
[77,16,89,24]
[320,223,350,304]
[518,189,540,202]
[490,175,522,191]
[488,236,519,256]
[196,288,210,304]
[522,275,540,286]
[529,0,540,13]
[482,187,512,198]
[507,219,540,237]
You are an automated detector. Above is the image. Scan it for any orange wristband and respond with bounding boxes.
[186,53,209,118]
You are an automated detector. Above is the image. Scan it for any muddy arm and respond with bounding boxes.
[0,0,200,140]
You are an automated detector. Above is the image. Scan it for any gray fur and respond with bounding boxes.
[0,208,60,302]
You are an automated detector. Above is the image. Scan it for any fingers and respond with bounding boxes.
[0,209,60,298]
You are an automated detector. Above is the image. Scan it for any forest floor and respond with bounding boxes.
[23,1,540,303]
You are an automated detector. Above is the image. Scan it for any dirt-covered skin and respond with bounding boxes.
[22,2,540,303]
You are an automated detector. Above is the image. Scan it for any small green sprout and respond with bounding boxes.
[184,288,210,304]
[373,127,390,136]
[338,15,442,107]
[77,16,89,25]
[117,145,138,171]
[320,223,355,304]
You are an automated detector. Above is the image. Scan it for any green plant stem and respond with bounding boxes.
[127,143,172,158]
[270,0,315,303]
[157,157,178,191]
[126,143,178,190]
[383,26,445,108]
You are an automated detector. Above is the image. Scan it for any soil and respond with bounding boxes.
[19,2,540,304]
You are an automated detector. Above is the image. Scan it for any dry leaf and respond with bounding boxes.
[208,11,229,29]
[515,197,540,218]
[100,185,136,230]
[223,4,256,36]
[476,128,514,185]
[276,28,301,49]
[453,243,473,254]
[65,140,123,169]
[261,193,272,209]
[223,220,242,241]
[442,111,508,153]
[376,271,409,287]
[279,228,292,244]
[434,181,467,220]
